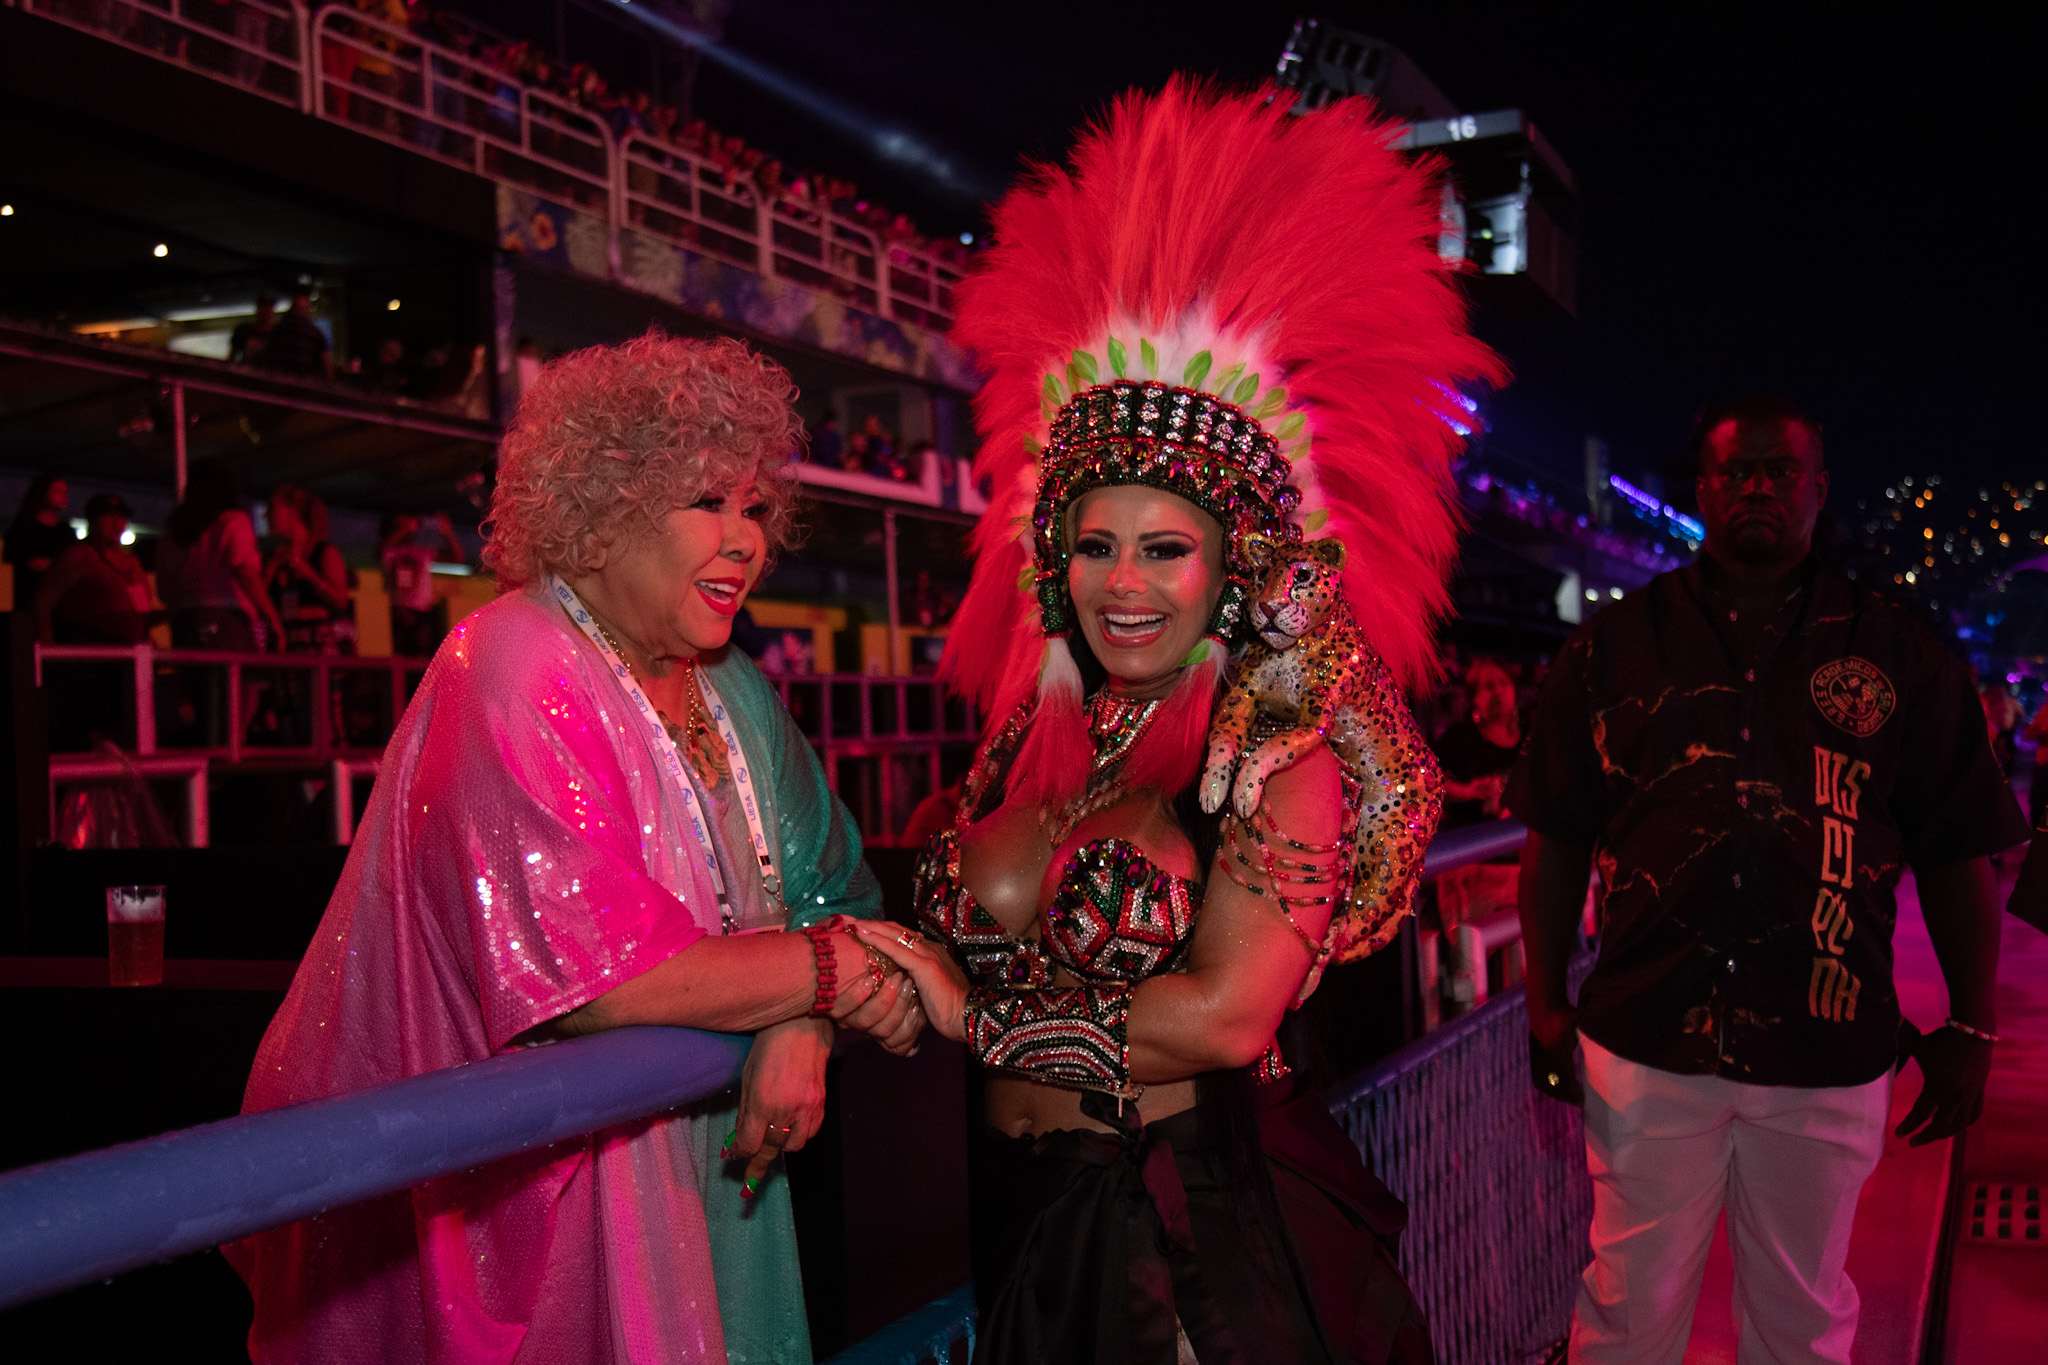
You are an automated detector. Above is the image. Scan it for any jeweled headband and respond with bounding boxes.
[1031,379,1304,647]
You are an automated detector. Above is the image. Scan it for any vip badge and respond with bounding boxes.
[1810,657,1896,738]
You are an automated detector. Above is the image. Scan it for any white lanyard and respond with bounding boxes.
[549,575,781,932]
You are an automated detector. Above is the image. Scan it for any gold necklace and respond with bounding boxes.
[589,613,634,665]
[658,661,732,786]
[589,609,731,787]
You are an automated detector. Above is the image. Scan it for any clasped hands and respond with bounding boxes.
[812,918,924,1054]
[727,920,928,1197]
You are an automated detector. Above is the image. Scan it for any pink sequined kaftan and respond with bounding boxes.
[228,589,875,1363]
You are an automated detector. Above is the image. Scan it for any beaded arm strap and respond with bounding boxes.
[962,984,1133,1092]
[1218,809,1342,964]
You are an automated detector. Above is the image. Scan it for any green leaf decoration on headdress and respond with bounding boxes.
[1252,387,1288,419]
[1066,361,1084,396]
[1213,361,1245,401]
[1105,337,1128,378]
[1017,562,1036,593]
[1140,338,1158,378]
[1232,372,1261,406]
[1070,349,1098,385]
[1183,350,1212,389]
[1276,411,1307,439]
[1177,637,1212,667]
[1304,508,1330,534]
[1043,373,1064,405]
[1022,434,1043,454]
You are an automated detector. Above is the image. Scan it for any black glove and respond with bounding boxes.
[1528,1007,1585,1106]
[1894,1024,1994,1147]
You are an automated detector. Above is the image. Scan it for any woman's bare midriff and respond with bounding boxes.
[985,1073,1198,1138]
[958,789,1205,1140]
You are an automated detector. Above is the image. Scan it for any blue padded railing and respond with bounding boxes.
[819,1284,976,1365]
[0,1026,750,1311]
[1420,816,1529,876]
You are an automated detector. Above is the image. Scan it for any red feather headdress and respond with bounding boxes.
[944,79,1504,810]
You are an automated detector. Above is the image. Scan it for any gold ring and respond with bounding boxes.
[897,929,922,948]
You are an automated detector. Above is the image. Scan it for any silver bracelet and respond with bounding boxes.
[1945,1017,2000,1044]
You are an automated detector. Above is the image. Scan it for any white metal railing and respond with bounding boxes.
[1415,847,1599,1031]
[35,642,421,765]
[23,0,305,108]
[48,754,210,848]
[310,5,613,213]
[795,451,988,515]
[619,134,766,272]
[617,132,962,329]
[760,671,978,847]
[34,644,974,847]
[329,756,379,844]
[23,0,964,330]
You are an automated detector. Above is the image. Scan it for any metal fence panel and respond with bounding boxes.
[1330,955,1596,1365]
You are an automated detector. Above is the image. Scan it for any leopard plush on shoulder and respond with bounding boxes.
[1202,537,1444,966]
[1202,537,1370,817]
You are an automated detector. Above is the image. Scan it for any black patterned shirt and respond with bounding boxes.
[1508,558,2027,1087]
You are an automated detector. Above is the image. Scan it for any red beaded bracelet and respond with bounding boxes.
[804,918,845,1016]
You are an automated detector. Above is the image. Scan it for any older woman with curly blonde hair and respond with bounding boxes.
[231,333,920,1365]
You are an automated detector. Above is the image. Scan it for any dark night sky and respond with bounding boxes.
[697,2,2042,506]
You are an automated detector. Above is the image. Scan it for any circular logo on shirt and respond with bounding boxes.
[1811,657,1895,738]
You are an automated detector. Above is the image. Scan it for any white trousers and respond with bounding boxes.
[1569,1037,1890,1365]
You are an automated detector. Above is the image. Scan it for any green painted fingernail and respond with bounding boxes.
[741,1176,761,1199]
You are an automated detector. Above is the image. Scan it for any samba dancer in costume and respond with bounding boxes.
[857,83,1503,1364]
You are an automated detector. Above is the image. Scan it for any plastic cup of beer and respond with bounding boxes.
[107,885,167,987]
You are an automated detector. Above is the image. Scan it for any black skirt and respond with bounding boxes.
[969,1074,1433,1365]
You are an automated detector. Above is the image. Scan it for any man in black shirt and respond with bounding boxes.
[1509,396,2025,1362]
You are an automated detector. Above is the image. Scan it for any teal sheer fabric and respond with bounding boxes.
[693,648,881,1364]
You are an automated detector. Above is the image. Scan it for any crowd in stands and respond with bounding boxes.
[351,2,972,269]
[347,335,492,418]
[224,291,490,417]
[4,465,469,662]
[806,411,939,485]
